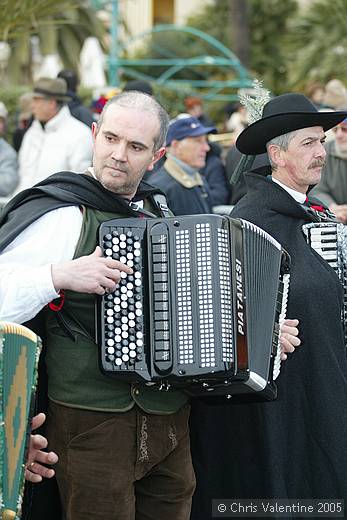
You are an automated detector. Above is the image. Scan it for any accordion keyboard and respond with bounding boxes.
[102,228,145,370]
[303,222,347,348]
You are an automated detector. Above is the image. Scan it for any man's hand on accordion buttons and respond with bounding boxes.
[51,245,133,295]
[280,319,301,361]
[25,413,58,483]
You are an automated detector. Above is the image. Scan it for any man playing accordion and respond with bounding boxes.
[190,93,347,519]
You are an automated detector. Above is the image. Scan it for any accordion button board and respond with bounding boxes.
[303,222,347,347]
[102,227,147,372]
[97,215,290,399]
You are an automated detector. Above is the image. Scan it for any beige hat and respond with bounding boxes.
[18,92,33,121]
[323,79,347,110]
[0,101,8,119]
[32,77,71,102]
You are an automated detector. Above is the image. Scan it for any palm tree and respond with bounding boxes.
[288,0,347,88]
[1,0,106,84]
[183,0,298,93]
[0,0,73,41]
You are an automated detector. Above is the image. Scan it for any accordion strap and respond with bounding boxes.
[152,193,173,218]
[129,193,173,218]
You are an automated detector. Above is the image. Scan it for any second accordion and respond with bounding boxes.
[303,221,347,348]
[96,215,290,400]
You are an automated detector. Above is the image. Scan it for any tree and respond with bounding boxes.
[249,0,298,93]
[287,0,347,88]
[0,0,74,41]
[0,0,106,84]
[187,0,298,93]
[229,0,250,68]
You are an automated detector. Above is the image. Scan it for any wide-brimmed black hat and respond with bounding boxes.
[236,93,347,155]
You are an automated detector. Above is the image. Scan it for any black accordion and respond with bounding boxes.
[96,215,290,400]
[303,221,347,347]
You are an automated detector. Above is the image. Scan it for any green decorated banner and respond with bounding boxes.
[0,322,41,520]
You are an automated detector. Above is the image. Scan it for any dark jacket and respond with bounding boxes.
[190,172,347,518]
[68,94,95,128]
[150,159,213,215]
[200,152,230,206]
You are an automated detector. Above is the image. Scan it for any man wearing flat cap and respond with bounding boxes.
[17,77,93,194]
[190,93,347,518]
[149,116,216,215]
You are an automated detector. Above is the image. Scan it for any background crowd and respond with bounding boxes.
[2,74,347,220]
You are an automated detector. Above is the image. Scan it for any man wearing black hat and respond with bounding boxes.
[149,116,216,215]
[190,93,347,518]
[17,77,93,194]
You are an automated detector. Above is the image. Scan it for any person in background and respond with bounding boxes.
[225,102,248,138]
[183,96,214,127]
[200,145,230,206]
[12,92,34,152]
[123,79,153,96]
[57,69,95,128]
[149,116,216,215]
[17,77,93,193]
[90,87,122,121]
[311,116,347,223]
[322,78,347,110]
[0,101,19,207]
[305,81,325,109]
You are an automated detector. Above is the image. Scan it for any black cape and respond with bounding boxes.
[0,171,164,251]
[0,171,165,520]
[190,173,347,519]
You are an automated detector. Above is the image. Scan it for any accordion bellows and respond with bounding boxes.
[97,215,290,400]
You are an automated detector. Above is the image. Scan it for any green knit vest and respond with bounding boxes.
[45,205,188,414]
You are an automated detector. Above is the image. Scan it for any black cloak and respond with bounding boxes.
[0,171,165,251]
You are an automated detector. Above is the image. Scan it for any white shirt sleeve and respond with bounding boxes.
[0,205,83,323]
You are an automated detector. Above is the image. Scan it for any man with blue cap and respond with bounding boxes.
[149,116,216,215]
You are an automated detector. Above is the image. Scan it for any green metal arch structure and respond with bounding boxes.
[109,24,255,101]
